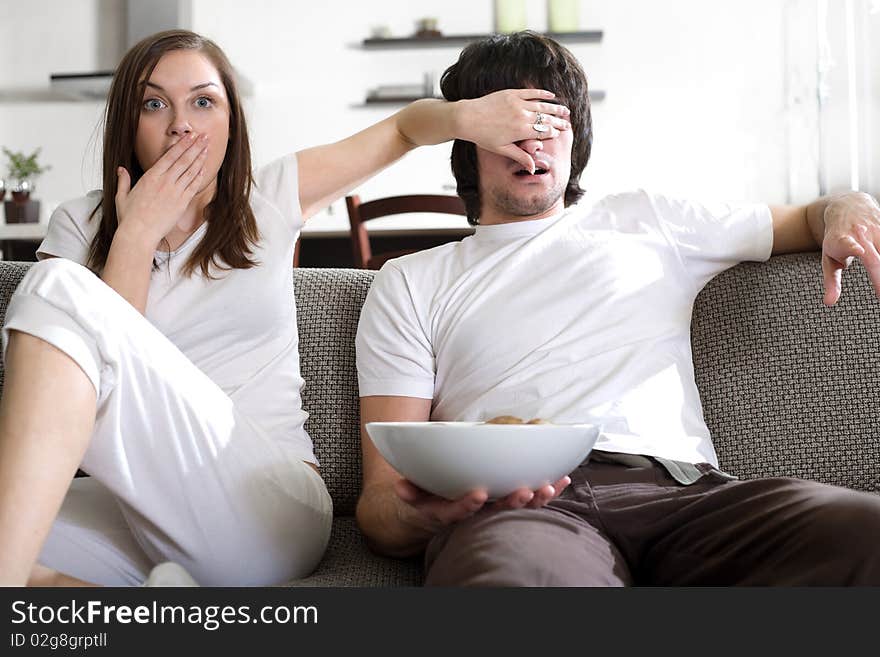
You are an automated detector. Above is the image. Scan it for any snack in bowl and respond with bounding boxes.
[365,420,600,501]
[485,416,550,425]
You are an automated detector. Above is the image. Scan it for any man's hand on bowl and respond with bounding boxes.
[393,475,572,531]
[489,477,572,510]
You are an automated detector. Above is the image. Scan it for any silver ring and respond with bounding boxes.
[533,111,549,134]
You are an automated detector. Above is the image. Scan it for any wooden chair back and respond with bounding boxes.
[345,194,467,269]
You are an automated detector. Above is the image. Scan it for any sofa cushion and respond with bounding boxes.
[287,516,422,586]
[294,268,375,515]
[0,261,32,392]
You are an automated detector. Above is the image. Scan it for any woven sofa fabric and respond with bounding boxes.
[0,261,33,392]
[286,517,422,587]
[692,253,879,493]
[294,268,375,515]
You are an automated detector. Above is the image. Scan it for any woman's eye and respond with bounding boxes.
[144,99,165,111]
[195,97,213,108]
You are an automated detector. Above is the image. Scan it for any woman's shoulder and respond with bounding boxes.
[250,154,302,236]
[53,190,104,224]
[38,190,103,262]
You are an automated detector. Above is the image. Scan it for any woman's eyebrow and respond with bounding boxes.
[144,81,221,92]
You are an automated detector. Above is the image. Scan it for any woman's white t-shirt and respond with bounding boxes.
[36,154,317,464]
[356,190,774,467]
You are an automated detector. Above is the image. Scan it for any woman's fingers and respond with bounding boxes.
[179,148,208,191]
[528,101,571,120]
[115,167,131,202]
[151,132,199,175]
[182,163,206,197]
[515,88,556,101]
[169,135,209,183]
[525,107,570,136]
[531,124,562,141]
[495,144,536,173]
[546,114,571,132]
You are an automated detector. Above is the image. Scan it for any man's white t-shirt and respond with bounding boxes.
[356,190,773,466]
[36,154,317,464]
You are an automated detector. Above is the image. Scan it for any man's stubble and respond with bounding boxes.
[485,176,566,218]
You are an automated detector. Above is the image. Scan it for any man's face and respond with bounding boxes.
[476,109,574,224]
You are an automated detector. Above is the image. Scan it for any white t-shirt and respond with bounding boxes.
[356,190,773,466]
[37,154,317,464]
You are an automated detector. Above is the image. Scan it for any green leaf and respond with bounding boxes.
[2,147,50,180]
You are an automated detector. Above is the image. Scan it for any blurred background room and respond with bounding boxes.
[0,0,877,264]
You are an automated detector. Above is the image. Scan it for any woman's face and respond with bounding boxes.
[134,49,230,187]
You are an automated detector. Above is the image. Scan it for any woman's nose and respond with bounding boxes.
[168,114,194,137]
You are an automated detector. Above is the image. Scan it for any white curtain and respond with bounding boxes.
[785,0,879,202]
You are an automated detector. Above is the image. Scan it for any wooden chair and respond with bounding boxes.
[345,194,467,269]
[293,236,301,267]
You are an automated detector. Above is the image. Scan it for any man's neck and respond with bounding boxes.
[478,201,565,226]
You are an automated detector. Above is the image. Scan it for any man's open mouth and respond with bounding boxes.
[514,168,549,176]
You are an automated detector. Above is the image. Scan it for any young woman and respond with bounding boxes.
[0,30,570,586]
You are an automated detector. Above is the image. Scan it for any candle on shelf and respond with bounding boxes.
[547,0,580,33]
[494,0,527,33]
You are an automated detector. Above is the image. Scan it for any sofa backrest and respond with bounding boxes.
[293,268,373,516]
[0,257,876,518]
[691,253,879,494]
[293,256,880,515]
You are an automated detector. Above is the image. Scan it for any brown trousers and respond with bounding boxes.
[424,457,880,586]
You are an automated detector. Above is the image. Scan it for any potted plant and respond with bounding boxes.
[2,147,50,224]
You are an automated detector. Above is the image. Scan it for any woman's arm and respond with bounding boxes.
[100,227,157,314]
[296,90,571,220]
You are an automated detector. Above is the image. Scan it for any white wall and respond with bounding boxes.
[0,0,845,231]
[0,0,125,219]
[194,0,792,223]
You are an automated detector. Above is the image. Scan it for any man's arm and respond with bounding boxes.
[770,192,880,305]
[355,395,485,558]
[769,201,826,256]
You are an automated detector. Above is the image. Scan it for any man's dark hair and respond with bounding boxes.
[440,31,592,225]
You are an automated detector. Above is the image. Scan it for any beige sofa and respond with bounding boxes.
[0,254,876,586]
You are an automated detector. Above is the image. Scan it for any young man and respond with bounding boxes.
[354,32,880,586]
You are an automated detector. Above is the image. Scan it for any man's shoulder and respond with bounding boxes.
[382,239,462,272]
[585,189,713,231]
[592,188,665,211]
[369,240,462,299]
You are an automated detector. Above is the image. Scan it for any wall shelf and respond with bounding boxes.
[360,90,605,107]
[0,88,104,103]
[361,30,603,48]
[359,29,606,108]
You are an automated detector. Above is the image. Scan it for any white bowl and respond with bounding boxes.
[365,421,601,500]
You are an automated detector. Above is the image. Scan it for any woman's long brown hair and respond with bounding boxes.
[87,30,259,278]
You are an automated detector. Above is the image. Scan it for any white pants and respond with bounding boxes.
[2,259,332,586]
